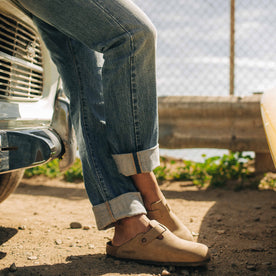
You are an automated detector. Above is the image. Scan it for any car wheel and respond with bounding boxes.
[0,170,25,203]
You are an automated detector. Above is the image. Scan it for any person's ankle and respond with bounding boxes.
[112,214,150,246]
[131,172,165,210]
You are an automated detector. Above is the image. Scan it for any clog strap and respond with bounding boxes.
[139,220,166,246]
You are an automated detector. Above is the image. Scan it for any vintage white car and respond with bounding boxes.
[0,0,76,203]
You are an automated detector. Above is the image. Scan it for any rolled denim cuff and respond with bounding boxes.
[112,144,160,176]
[92,192,146,230]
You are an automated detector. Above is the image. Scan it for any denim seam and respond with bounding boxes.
[133,152,141,174]
[67,38,112,207]
[93,0,140,152]
[131,153,137,174]
[136,152,143,173]
[130,56,140,152]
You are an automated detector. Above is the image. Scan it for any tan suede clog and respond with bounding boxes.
[106,220,210,267]
[147,199,194,241]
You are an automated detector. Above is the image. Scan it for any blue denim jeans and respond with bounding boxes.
[16,0,160,229]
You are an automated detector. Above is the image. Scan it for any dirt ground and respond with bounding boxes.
[0,175,275,276]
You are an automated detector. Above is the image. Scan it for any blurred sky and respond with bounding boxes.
[134,0,276,97]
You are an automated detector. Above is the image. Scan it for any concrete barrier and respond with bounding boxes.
[158,94,275,172]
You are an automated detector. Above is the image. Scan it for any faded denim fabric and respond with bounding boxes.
[17,0,160,229]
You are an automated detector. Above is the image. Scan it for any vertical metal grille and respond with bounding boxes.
[0,12,43,100]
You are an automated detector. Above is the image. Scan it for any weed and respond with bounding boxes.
[170,160,192,181]
[204,152,253,187]
[190,161,211,187]
[24,159,61,178]
[153,165,169,180]
[24,152,272,190]
[156,152,254,188]
[24,158,83,182]
[63,158,83,182]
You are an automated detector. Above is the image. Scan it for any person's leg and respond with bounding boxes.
[32,13,187,249]
[17,0,209,265]
[131,172,164,210]
[23,0,192,239]
[32,15,149,228]
[18,0,159,230]
[32,16,154,246]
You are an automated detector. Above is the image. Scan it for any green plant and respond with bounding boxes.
[24,152,254,188]
[24,158,83,182]
[162,152,253,188]
[153,165,169,180]
[208,152,252,187]
[24,159,61,178]
[189,161,211,187]
[170,160,192,181]
[63,158,83,182]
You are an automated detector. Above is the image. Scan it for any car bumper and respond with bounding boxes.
[0,128,63,173]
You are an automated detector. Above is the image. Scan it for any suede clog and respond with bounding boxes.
[147,199,194,241]
[106,220,210,267]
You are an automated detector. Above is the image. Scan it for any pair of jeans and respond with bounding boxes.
[16,0,160,229]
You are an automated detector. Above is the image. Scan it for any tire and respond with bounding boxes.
[0,170,25,203]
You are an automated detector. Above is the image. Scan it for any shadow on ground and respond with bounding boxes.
[14,180,87,201]
[0,227,18,260]
[163,184,276,275]
[0,253,210,276]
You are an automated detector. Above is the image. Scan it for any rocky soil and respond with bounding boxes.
[0,175,275,276]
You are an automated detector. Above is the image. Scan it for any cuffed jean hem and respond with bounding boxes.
[112,144,160,176]
[92,192,147,230]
